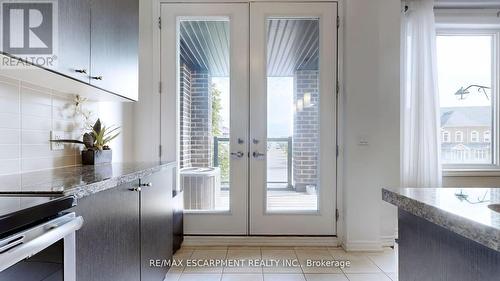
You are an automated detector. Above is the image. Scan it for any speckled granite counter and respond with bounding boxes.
[0,162,174,199]
[383,187,500,252]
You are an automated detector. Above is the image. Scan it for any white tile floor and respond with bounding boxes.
[165,246,397,281]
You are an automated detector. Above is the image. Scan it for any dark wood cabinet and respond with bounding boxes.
[71,164,178,281]
[90,0,139,100]
[72,181,141,281]
[1,0,138,100]
[54,0,90,82]
[140,166,174,280]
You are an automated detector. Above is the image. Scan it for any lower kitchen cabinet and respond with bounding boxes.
[72,180,141,281]
[140,165,174,280]
[72,164,177,281]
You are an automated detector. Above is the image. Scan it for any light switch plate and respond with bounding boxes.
[51,131,65,151]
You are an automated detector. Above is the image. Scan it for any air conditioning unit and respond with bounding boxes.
[180,167,221,210]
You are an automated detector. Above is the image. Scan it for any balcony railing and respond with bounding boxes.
[213,137,293,189]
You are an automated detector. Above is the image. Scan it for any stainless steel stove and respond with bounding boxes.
[0,195,83,281]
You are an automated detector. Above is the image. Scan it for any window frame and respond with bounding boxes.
[442,130,450,143]
[484,130,491,143]
[435,11,500,173]
[470,130,479,143]
[454,131,464,143]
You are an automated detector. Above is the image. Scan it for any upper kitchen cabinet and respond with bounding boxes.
[90,0,139,100]
[52,0,91,83]
[0,0,138,101]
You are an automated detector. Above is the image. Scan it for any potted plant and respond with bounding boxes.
[51,119,120,165]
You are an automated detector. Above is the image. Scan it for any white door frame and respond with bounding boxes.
[154,0,345,237]
[249,2,338,235]
[160,3,249,234]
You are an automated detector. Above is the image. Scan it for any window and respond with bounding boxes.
[437,31,495,166]
[484,131,491,143]
[442,131,450,143]
[470,131,479,142]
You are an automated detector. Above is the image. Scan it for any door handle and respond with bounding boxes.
[130,187,142,192]
[75,69,87,74]
[252,151,265,159]
[90,76,103,80]
[231,151,245,159]
[139,182,152,187]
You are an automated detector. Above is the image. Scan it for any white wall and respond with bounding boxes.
[341,0,400,251]
[134,0,161,162]
[135,0,402,250]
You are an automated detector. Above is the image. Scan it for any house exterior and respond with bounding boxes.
[441,106,491,164]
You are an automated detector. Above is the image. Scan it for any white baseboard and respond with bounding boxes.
[183,236,340,247]
[380,235,396,247]
[341,240,384,252]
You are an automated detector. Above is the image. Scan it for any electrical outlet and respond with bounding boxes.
[51,131,65,151]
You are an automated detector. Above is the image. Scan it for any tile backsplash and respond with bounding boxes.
[0,75,98,175]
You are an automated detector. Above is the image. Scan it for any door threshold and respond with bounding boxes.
[183,235,339,247]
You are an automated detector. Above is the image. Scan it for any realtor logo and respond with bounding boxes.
[0,1,57,67]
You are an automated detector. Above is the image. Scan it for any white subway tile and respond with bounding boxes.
[0,145,20,159]
[21,155,75,172]
[21,102,52,118]
[21,131,50,145]
[22,144,77,158]
[0,99,20,114]
[22,115,52,131]
[0,129,20,145]
[0,80,19,99]
[0,159,20,175]
[0,113,20,129]
[53,119,80,132]
[0,175,21,190]
[21,86,52,106]
[20,82,52,97]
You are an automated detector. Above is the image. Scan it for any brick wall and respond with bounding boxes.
[293,70,320,192]
[179,64,192,168]
[179,66,213,168]
[190,70,213,167]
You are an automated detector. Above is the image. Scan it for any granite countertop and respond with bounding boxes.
[0,162,175,199]
[383,187,500,252]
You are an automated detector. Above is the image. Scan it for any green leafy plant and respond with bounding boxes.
[51,119,120,151]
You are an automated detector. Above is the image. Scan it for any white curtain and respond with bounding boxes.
[401,0,442,187]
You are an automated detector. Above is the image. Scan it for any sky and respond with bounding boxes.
[437,35,492,108]
[211,76,294,138]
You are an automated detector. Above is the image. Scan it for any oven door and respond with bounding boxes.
[0,213,83,281]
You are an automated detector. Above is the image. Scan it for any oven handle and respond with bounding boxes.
[0,215,84,272]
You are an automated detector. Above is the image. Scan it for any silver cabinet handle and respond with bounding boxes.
[75,69,87,74]
[130,187,142,192]
[231,151,245,158]
[253,151,265,159]
[139,182,152,187]
[90,76,103,80]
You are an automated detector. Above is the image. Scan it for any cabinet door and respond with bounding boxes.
[90,0,138,100]
[140,167,174,280]
[54,0,90,82]
[71,181,140,281]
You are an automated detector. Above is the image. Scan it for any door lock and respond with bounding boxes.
[252,151,265,159]
[231,151,245,158]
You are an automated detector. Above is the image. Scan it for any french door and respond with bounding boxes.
[160,2,337,235]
